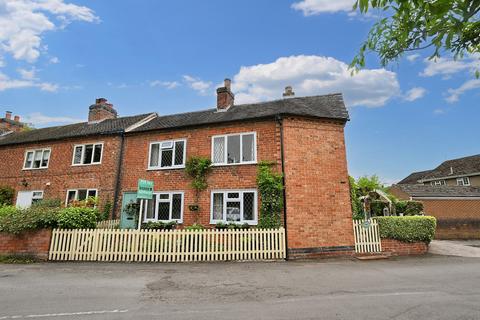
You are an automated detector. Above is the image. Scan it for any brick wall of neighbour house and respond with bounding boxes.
[0,135,122,212]
[381,239,428,256]
[0,229,52,260]
[119,120,281,227]
[281,117,355,257]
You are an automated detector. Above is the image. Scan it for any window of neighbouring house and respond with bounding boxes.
[148,139,186,169]
[66,189,98,205]
[456,177,471,186]
[212,132,256,165]
[431,180,446,186]
[210,190,257,224]
[72,143,103,165]
[142,192,184,223]
[23,148,51,169]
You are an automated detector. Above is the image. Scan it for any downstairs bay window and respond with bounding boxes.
[142,192,184,223]
[210,190,257,224]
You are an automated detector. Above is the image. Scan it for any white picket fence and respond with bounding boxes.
[96,219,120,229]
[48,228,286,262]
[353,219,382,253]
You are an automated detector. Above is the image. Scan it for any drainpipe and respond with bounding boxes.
[276,115,289,260]
[111,132,125,219]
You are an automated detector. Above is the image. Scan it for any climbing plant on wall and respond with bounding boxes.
[257,161,283,229]
[185,156,212,221]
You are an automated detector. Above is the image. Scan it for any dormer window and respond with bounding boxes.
[23,148,51,170]
[456,177,470,186]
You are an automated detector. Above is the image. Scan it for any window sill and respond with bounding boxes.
[22,167,49,171]
[211,161,257,167]
[209,220,258,226]
[71,163,102,167]
[147,166,186,171]
[143,220,183,224]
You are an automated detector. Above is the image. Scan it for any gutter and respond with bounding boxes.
[276,114,289,260]
[111,132,125,219]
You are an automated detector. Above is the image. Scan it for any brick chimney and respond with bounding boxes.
[283,86,295,98]
[216,78,234,111]
[1,111,24,132]
[88,98,118,122]
[14,115,20,122]
[5,111,12,120]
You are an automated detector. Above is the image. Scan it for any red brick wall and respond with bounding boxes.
[0,229,52,259]
[0,135,122,212]
[382,239,428,256]
[282,117,354,251]
[120,120,281,226]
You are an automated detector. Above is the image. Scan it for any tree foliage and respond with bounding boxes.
[351,0,480,77]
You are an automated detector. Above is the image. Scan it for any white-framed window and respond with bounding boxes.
[142,192,184,223]
[457,177,471,186]
[66,189,98,205]
[211,132,256,165]
[210,190,257,224]
[72,143,103,166]
[431,180,446,186]
[16,190,44,208]
[148,139,186,169]
[23,148,51,169]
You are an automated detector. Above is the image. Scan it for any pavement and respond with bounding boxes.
[1,254,480,320]
[429,240,480,257]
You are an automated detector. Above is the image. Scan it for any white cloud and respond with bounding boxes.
[150,80,180,90]
[291,0,355,15]
[420,56,480,78]
[232,55,400,107]
[433,109,445,115]
[403,87,426,102]
[183,75,212,95]
[21,112,82,127]
[446,79,480,103]
[17,67,36,80]
[406,54,420,62]
[49,56,59,64]
[0,0,98,63]
[0,70,57,92]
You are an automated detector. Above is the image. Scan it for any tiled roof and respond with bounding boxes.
[132,94,349,132]
[0,114,153,146]
[420,154,480,181]
[392,184,480,198]
[397,170,432,184]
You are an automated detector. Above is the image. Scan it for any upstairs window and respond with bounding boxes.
[149,139,186,169]
[24,148,51,169]
[212,132,256,165]
[210,190,257,224]
[142,192,184,223]
[66,189,97,205]
[457,177,471,186]
[431,180,446,186]
[72,143,103,165]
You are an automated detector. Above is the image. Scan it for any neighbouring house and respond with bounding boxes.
[0,80,354,257]
[398,154,480,187]
[0,111,25,134]
[390,184,480,239]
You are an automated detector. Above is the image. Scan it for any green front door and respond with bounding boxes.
[120,192,138,229]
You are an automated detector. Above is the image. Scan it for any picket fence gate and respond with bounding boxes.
[96,219,120,229]
[353,219,382,253]
[49,228,286,262]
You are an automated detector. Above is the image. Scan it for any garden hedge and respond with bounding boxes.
[376,216,436,244]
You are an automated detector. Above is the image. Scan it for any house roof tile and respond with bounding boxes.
[392,184,480,198]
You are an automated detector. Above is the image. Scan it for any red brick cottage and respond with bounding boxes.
[0,81,354,257]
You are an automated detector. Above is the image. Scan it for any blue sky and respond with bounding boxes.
[0,0,478,184]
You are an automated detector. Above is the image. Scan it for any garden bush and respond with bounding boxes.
[0,186,15,206]
[376,216,436,243]
[185,223,205,231]
[0,205,60,234]
[57,207,98,229]
[141,221,177,230]
[215,222,251,230]
[394,200,424,215]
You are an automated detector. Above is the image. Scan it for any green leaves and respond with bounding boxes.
[57,207,98,229]
[376,216,437,243]
[257,161,283,229]
[185,157,212,192]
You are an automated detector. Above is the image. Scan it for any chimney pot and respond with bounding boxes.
[14,115,20,122]
[5,111,12,120]
[283,86,295,98]
[96,98,108,104]
[216,78,234,111]
[89,98,118,122]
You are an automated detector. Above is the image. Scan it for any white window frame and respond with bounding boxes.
[147,139,187,170]
[456,177,471,186]
[431,180,446,186]
[142,191,184,223]
[71,142,104,166]
[65,188,98,206]
[211,132,257,166]
[210,189,258,225]
[23,148,51,170]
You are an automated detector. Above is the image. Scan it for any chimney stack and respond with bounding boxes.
[88,98,118,122]
[5,111,12,120]
[283,86,295,98]
[216,78,234,111]
[14,115,20,122]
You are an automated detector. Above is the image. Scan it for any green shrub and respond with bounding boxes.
[376,216,436,243]
[257,161,283,229]
[31,198,62,209]
[215,222,228,230]
[370,200,387,216]
[185,223,205,231]
[0,206,60,234]
[404,201,424,216]
[99,200,112,221]
[0,186,15,206]
[57,207,97,229]
[141,221,177,230]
